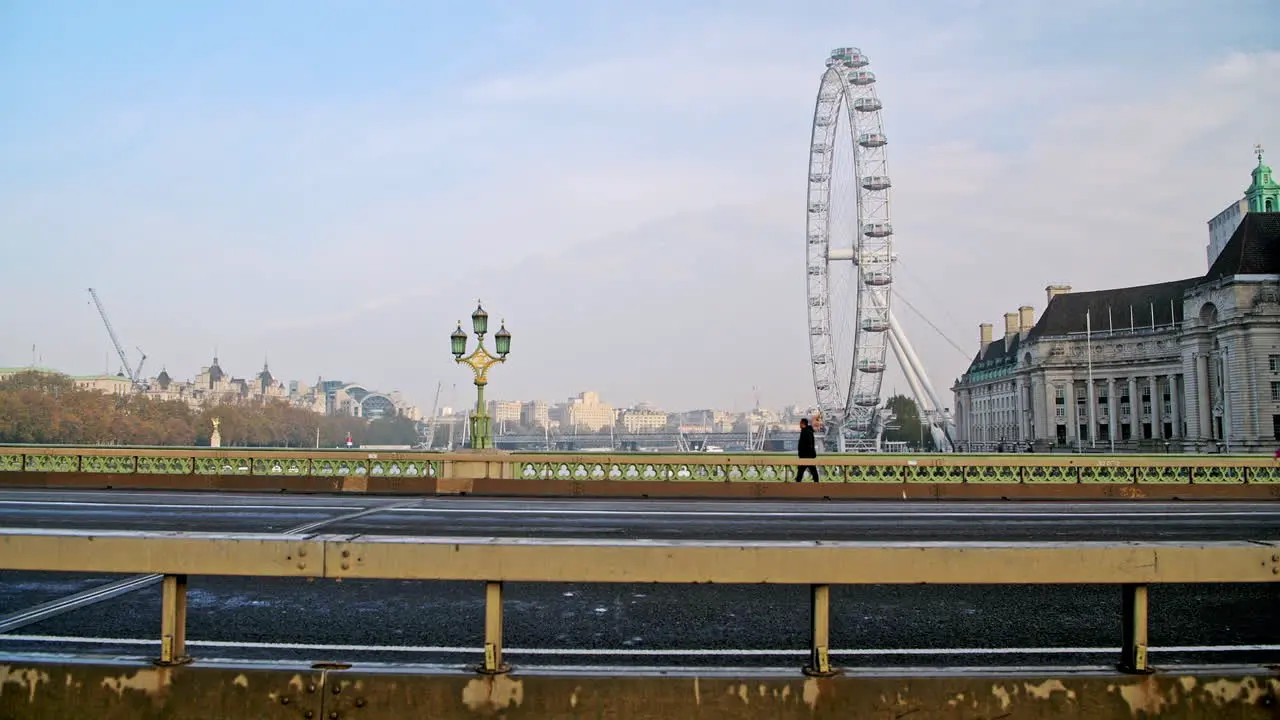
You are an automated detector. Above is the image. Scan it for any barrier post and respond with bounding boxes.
[1119,584,1151,673]
[481,581,510,674]
[157,574,190,666]
[804,583,837,676]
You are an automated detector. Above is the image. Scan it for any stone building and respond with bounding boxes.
[953,153,1280,453]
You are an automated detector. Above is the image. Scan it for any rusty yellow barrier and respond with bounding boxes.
[1,530,1276,675]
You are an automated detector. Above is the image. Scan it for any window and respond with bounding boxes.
[1272,382,1280,401]
[1270,355,1280,373]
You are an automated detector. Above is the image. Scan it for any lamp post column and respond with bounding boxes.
[472,378,491,450]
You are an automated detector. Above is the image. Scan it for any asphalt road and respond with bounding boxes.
[1,489,1278,541]
[0,489,1277,669]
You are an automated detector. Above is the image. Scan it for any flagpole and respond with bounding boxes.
[1086,309,1095,449]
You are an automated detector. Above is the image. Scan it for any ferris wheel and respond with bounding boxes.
[805,47,895,451]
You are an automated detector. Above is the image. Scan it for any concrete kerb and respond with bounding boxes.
[1,659,1278,719]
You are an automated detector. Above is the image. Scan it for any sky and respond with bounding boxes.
[1,0,1277,414]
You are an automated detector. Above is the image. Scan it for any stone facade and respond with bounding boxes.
[953,156,1280,453]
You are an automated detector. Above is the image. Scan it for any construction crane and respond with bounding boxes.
[421,381,443,449]
[87,288,147,391]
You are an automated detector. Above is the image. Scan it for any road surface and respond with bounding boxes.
[0,489,1276,669]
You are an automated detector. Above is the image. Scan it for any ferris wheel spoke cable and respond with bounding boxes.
[893,260,971,356]
[890,290,971,361]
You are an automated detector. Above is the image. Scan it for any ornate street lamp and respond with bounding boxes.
[450,300,510,450]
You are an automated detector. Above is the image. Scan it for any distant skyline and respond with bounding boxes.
[1,1,1277,412]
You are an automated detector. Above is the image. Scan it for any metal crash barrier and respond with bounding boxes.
[1,530,1276,675]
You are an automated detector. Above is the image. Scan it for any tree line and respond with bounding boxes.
[0,370,421,447]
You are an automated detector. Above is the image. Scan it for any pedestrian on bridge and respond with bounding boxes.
[794,418,819,483]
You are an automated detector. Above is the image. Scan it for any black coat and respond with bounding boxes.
[797,425,817,459]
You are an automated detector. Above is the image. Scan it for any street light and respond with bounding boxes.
[451,300,511,450]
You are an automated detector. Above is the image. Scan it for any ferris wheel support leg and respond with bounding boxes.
[888,314,958,452]
[887,328,933,416]
[888,313,947,415]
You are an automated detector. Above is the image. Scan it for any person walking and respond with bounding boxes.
[794,418,819,483]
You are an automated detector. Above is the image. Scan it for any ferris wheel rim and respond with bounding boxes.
[804,47,894,445]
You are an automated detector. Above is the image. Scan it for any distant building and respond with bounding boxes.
[74,374,133,396]
[144,356,288,408]
[553,391,615,432]
[953,152,1280,452]
[520,400,550,429]
[1207,198,1249,268]
[618,407,669,433]
[2,356,419,420]
[486,399,522,422]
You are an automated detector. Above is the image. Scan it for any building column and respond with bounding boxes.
[1221,349,1233,449]
[1065,380,1078,447]
[1044,377,1057,446]
[1086,377,1097,448]
[1127,377,1140,446]
[1169,374,1182,440]
[1013,377,1024,443]
[1107,377,1118,450]
[1150,376,1163,441]
[1195,354,1211,443]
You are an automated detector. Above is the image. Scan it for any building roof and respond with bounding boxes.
[1204,212,1280,281]
[1026,277,1201,341]
[207,356,225,384]
[963,331,1023,382]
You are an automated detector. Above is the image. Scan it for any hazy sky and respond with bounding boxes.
[2,1,1277,414]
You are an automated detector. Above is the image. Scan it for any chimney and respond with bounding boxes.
[979,323,993,356]
[1018,305,1035,333]
[1003,312,1019,339]
[1046,284,1072,304]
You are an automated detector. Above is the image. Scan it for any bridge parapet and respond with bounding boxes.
[1,446,1278,499]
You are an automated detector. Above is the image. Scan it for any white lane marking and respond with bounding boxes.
[9,499,1277,520]
[0,575,160,632]
[1,635,1276,655]
[0,500,354,511]
[286,499,421,534]
[388,507,1280,519]
[0,499,416,629]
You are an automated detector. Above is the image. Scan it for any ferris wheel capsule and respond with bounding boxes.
[853,97,882,113]
[861,175,891,191]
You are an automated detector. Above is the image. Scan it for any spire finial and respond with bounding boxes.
[1256,143,1265,165]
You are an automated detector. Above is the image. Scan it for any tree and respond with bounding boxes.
[882,394,935,451]
[0,369,419,448]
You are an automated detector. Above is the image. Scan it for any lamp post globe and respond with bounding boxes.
[472,302,489,336]
[495,322,511,357]
[450,323,467,358]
